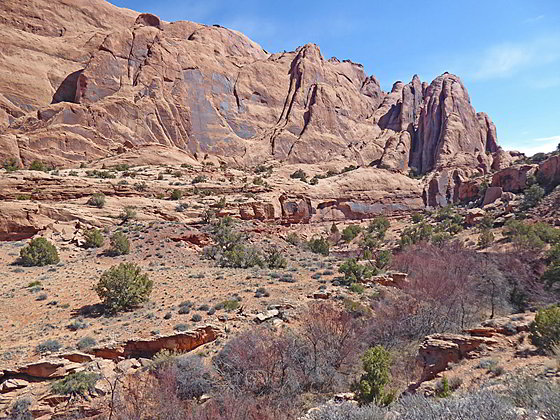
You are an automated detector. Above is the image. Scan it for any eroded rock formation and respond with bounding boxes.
[0,0,511,180]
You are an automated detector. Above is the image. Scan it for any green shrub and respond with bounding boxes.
[530,305,560,350]
[83,228,104,249]
[36,339,62,353]
[119,206,137,222]
[51,372,100,396]
[220,244,264,269]
[221,299,240,311]
[342,225,363,242]
[290,169,307,182]
[3,158,19,172]
[349,283,365,294]
[504,220,558,251]
[339,258,375,283]
[400,222,433,247]
[478,229,494,249]
[29,160,50,172]
[354,345,394,405]
[375,250,391,270]
[308,237,329,256]
[85,169,116,179]
[285,233,300,246]
[19,238,60,267]
[548,245,560,265]
[191,175,207,184]
[87,193,106,208]
[411,213,424,223]
[522,184,545,210]
[108,231,130,256]
[95,262,152,313]
[265,248,287,269]
[368,217,390,239]
[435,376,452,398]
[170,189,183,200]
[431,231,451,246]
[544,254,560,295]
[77,336,97,350]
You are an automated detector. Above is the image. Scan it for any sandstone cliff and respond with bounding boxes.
[0,0,512,177]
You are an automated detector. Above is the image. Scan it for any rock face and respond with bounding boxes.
[0,0,509,177]
[91,325,219,359]
[417,333,499,382]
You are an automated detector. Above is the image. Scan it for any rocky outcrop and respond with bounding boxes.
[417,333,499,382]
[0,0,506,177]
[491,165,538,193]
[538,155,560,191]
[91,325,219,360]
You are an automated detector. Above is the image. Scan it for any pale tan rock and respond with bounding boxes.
[466,208,486,225]
[0,379,29,393]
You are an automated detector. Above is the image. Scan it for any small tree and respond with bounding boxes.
[478,229,494,249]
[339,258,375,283]
[290,169,307,182]
[83,228,104,249]
[95,263,152,313]
[3,158,19,172]
[530,305,560,351]
[308,237,329,256]
[29,160,48,171]
[368,217,390,239]
[87,193,106,208]
[522,184,545,210]
[354,345,394,405]
[265,247,287,269]
[376,250,392,270]
[342,225,363,242]
[108,232,130,256]
[170,189,183,200]
[119,206,137,222]
[19,238,60,267]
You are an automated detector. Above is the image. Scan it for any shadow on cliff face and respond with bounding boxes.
[51,70,83,104]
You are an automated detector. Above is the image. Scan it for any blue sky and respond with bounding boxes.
[113,0,560,155]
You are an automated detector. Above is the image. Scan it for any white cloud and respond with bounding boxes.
[461,35,560,81]
[505,135,560,156]
[221,16,278,40]
[524,15,545,24]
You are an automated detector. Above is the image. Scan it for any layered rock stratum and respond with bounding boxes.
[0,0,513,183]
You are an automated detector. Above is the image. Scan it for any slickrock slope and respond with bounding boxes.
[0,0,512,182]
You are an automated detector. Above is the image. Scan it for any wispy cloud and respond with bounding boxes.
[470,36,560,80]
[221,16,278,40]
[528,75,560,89]
[507,135,560,156]
[524,15,545,24]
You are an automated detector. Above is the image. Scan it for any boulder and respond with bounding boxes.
[482,186,503,206]
[466,208,486,225]
[417,333,499,381]
[1,379,29,393]
[491,165,538,193]
[59,352,94,364]
[254,309,280,323]
[17,359,81,379]
[538,155,560,190]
